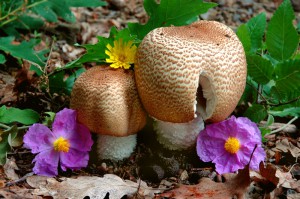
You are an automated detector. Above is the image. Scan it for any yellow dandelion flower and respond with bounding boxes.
[105,38,137,69]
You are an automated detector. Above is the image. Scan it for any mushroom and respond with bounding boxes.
[70,65,147,160]
[135,20,247,150]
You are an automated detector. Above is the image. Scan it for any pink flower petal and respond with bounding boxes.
[68,124,93,152]
[23,124,55,153]
[196,116,266,174]
[32,149,59,177]
[59,149,89,171]
[52,108,77,135]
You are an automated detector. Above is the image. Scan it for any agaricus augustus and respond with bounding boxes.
[135,20,247,150]
[70,65,147,160]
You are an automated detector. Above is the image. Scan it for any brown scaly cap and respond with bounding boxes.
[70,65,147,136]
[135,20,247,123]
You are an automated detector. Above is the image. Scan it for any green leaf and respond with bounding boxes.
[244,104,268,123]
[0,105,39,125]
[266,114,274,126]
[7,125,22,147]
[64,27,136,68]
[0,132,9,165]
[0,36,48,67]
[33,3,58,22]
[246,54,273,84]
[65,0,107,7]
[65,67,86,95]
[0,54,6,64]
[259,127,271,142]
[128,0,217,40]
[246,12,266,53]
[236,24,251,52]
[266,0,298,61]
[269,107,300,117]
[272,59,300,98]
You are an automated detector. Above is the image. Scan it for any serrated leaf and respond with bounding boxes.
[247,54,273,84]
[272,59,300,98]
[236,24,251,52]
[49,0,76,23]
[266,0,298,61]
[269,107,300,117]
[244,104,268,123]
[246,12,266,53]
[0,54,6,64]
[128,0,217,40]
[0,105,39,125]
[0,36,47,67]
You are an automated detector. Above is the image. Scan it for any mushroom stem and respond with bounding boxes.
[96,134,137,161]
[154,115,204,150]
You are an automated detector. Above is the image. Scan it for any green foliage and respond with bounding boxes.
[0,105,40,125]
[0,36,48,67]
[128,0,217,40]
[265,0,298,61]
[237,0,300,133]
[65,27,137,69]
[0,106,40,165]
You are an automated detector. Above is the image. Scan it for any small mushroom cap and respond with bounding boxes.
[135,20,247,123]
[70,65,147,136]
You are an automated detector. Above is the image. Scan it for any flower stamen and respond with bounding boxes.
[53,137,70,152]
[224,137,240,154]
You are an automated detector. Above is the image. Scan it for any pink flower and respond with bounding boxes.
[23,108,93,177]
[196,116,266,174]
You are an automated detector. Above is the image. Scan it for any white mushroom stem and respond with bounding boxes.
[96,134,137,161]
[154,115,204,150]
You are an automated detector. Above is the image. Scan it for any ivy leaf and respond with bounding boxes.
[246,12,266,53]
[266,0,298,61]
[244,104,268,123]
[272,59,300,98]
[128,0,217,40]
[236,24,251,53]
[247,54,273,85]
[0,106,39,125]
[0,36,48,67]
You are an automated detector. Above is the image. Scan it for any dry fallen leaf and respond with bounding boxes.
[3,158,19,181]
[27,174,162,199]
[157,165,251,199]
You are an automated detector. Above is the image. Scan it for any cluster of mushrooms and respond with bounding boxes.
[70,20,247,161]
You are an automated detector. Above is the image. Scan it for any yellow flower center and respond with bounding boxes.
[224,137,240,154]
[105,38,137,69]
[53,137,70,152]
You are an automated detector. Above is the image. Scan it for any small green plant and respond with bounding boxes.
[0,0,107,94]
[236,0,300,137]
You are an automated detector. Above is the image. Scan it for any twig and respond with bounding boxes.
[5,172,34,187]
[269,116,298,134]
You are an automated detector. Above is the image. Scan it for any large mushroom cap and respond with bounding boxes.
[135,20,247,123]
[70,65,147,136]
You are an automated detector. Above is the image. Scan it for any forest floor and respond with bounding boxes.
[1,0,300,198]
